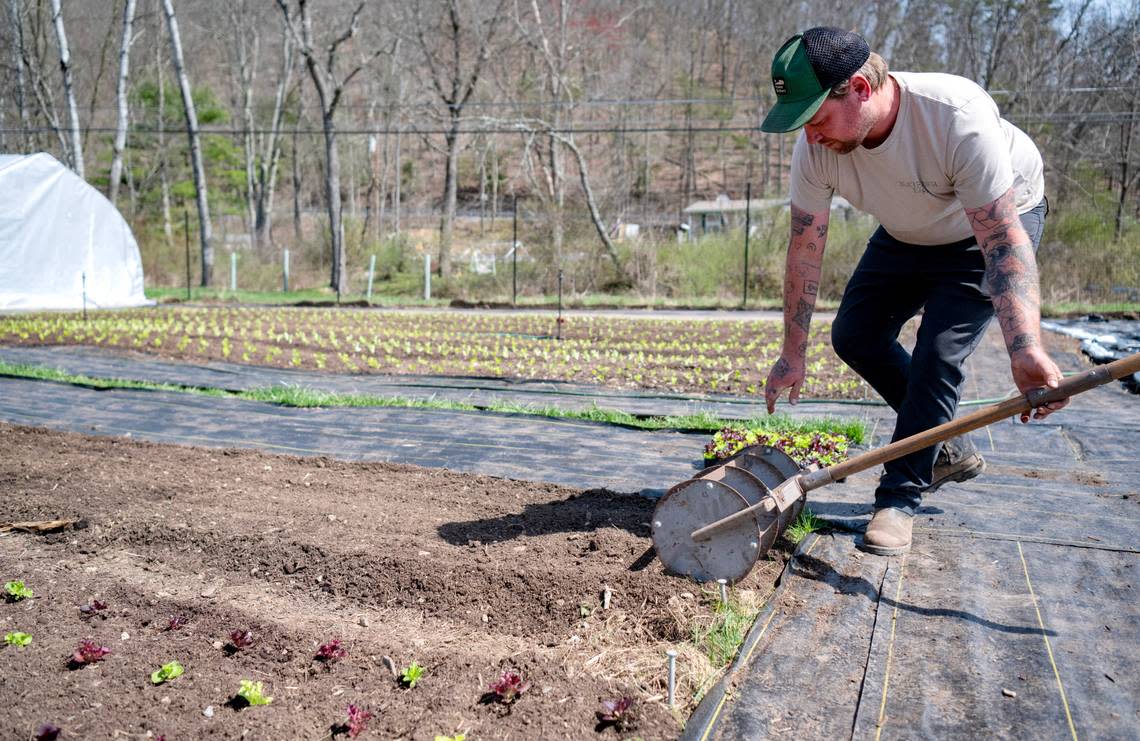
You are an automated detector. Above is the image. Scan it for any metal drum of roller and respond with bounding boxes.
[651,465,765,584]
[722,446,807,555]
[653,445,805,583]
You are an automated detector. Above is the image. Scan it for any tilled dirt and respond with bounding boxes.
[0,423,788,740]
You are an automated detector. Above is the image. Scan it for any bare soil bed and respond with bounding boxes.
[0,423,787,740]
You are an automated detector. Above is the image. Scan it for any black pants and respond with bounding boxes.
[831,200,1048,514]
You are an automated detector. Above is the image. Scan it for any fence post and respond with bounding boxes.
[512,194,518,305]
[367,254,376,301]
[283,249,290,293]
[184,210,191,300]
[556,269,563,340]
[230,251,237,291]
[743,181,751,309]
[424,253,431,301]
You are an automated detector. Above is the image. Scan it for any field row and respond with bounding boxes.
[0,307,869,398]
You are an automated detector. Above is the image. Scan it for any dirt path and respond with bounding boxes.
[0,423,787,740]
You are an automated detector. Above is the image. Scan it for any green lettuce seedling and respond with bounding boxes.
[435,735,466,741]
[4,631,32,647]
[400,661,425,688]
[150,661,185,685]
[4,580,32,601]
[237,679,273,706]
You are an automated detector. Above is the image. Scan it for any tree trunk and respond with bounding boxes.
[254,24,293,249]
[237,22,259,248]
[321,108,346,294]
[1115,105,1137,242]
[557,133,625,279]
[156,16,172,246]
[50,0,84,179]
[292,113,302,245]
[8,0,32,151]
[161,0,213,286]
[393,128,402,235]
[109,0,137,206]
[439,114,461,277]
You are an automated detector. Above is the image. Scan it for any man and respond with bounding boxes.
[760,27,1069,555]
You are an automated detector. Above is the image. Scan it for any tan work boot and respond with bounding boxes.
[861,507,913,556]
[925,436,986,493]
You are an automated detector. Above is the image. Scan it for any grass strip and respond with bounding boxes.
[0,361,865,439]
[784,507,826,545]
[692,587,762,669]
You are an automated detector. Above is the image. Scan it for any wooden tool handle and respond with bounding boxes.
[808,352,1140,493]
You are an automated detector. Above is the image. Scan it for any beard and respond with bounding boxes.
[822,104,879,153]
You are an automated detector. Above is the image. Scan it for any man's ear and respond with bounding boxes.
[850,74,873,101]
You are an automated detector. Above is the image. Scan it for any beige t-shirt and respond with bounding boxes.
[789,71,1044,245]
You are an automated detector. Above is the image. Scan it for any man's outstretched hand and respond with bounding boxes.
[1011,346,1069,423]
[764,354,806,414]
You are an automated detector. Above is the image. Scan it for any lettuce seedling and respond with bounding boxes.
[229,629,255,649]
[4,580,32,601]
[79,599,108,618]
[150,660,185,685]
[400,661,425,688]
[345,704,373,738]
[236,679,273,706]
[434,735,466,741]
[488,669,530,704]
[71,639,111,665]
[596,696,637,731]
[316,638,347,664]
[165,615,187,631]
[4,631,32,647]
[34,724,61,741]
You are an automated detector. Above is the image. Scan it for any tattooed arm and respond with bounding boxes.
[965,188,1067,422]
[765,202,830,414]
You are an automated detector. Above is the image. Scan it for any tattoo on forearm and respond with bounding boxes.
[966,190,1043,350]
[816,223,828,239]
[966,190,1016,232]
[1009,333,1038,352]
[797,340,807,357]
[792,298,812,333]
[804,279,818,296]
[773,357,790,377]
[791,206,815,237]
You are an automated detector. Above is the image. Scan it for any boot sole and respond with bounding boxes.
[858,539,911,556]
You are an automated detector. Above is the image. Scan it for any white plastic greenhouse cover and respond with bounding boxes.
[0,152,150,310]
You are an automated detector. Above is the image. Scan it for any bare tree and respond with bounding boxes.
[277,0,383,295]
[109,0,138,206]
[6,0,33,151]
[409,0,508,278]
[255,18,296,249]
[161,0,213,286]
[229,1,261,247]
[49,0,83,177]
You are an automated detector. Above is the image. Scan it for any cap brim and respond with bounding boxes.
[760,91,829,133]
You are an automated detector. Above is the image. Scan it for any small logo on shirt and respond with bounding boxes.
[773,78,787,95]
[898,179,940,194]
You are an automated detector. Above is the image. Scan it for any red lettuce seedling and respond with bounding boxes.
[165,615,187,631]
[345,704,373,738]
[71,639,111,665]
[229,629,255,649]
[316,638,347,664]
[34,724,61,741]
[79,599,108,618]
[488,669,530,704]
[596,696,638,731]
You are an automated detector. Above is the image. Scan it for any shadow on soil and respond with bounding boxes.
[436,488,652,545]
[790,548,1056,636]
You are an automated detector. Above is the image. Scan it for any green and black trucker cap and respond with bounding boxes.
[760,27,870,133]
